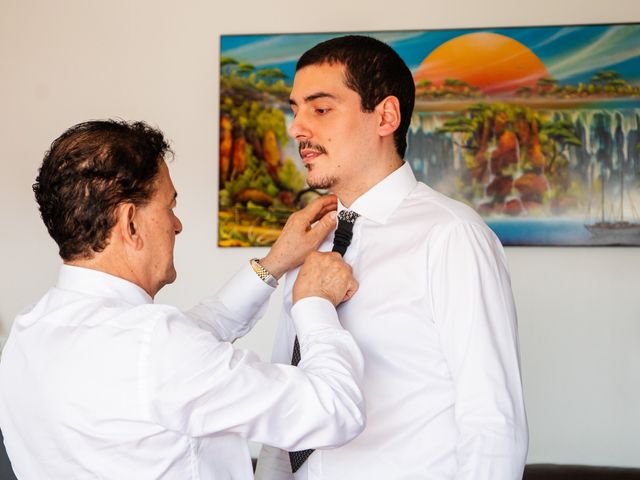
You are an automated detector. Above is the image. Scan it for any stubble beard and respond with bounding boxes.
[306,167,337,190]
[299,140,335,189]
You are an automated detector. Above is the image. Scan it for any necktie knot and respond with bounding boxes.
[332,210,359,257]
[337,209,359,224]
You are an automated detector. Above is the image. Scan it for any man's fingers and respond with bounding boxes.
[299,194,338,225]
[265,196,339,277]
[293,251,357,306]
[309,210,337,242]
[308,198,338,225]
[342,279,359,303]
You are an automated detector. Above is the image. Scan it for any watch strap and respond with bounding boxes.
[250,258,278,288]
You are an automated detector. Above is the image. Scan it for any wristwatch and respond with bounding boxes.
[250,258,278,288]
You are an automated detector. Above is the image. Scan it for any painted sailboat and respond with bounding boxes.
[585,162,640,244]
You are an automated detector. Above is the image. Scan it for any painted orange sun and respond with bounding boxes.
[414,32,549,96]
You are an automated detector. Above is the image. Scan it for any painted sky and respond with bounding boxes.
[220,24,640,87]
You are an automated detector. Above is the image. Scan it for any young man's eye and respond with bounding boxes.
[315,108,330,115]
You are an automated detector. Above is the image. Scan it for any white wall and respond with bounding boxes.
[1,0,639,467]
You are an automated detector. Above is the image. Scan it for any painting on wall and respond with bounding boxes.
[218,24,640,246]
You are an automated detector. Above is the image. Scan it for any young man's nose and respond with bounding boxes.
[288,113,311,140]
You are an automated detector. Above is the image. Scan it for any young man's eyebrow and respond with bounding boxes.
[289,91,337,106]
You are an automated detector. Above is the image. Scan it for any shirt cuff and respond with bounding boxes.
[217,263,275,318]
[290,297,342,339]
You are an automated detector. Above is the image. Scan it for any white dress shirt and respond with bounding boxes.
[256,162,528,480]
[0,264,365,479]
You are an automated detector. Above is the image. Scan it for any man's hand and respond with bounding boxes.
[292,251,358,306]
[260,195,338,279]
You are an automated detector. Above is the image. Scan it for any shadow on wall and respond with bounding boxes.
[0,429,17,480]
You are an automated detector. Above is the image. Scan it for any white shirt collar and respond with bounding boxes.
[57,264,153,306]
[338,162,417,225]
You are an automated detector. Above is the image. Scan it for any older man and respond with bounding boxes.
[0,120,364,479]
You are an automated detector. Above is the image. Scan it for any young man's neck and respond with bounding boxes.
[335,155,404,208]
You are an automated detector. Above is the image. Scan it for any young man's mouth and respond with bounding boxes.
[299,141,327,165]
[300,149,324,165]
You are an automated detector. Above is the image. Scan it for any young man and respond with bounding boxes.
[0,120,365,479]
[256,35,528,480]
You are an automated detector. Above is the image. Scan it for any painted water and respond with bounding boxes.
[406,101,640,245]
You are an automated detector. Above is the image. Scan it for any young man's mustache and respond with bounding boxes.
[298,141,328,157]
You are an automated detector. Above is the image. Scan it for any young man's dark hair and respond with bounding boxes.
[296,35,415,159]
[33,119,172,261]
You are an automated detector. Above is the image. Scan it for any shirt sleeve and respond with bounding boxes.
[254,268,308,480]
[184,263,275,342]
[427,221,528,480]
[146,295,366,452]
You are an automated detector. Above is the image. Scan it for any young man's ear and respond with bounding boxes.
[376,95,401,137]
[115,203,143,250]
